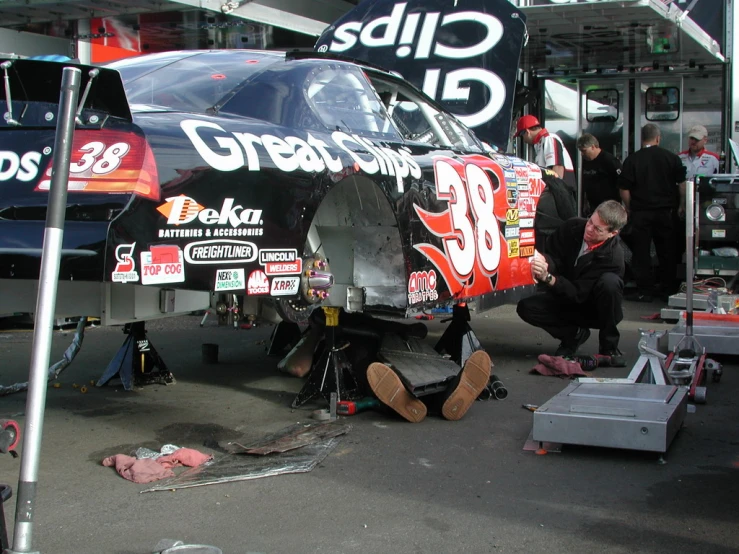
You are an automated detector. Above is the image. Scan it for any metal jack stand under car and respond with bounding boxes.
[290,303,489,410]
[531,181,717,455]
[291,307,360,408]
[96,321,175,391]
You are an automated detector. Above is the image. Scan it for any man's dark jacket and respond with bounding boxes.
[543,218,625,304]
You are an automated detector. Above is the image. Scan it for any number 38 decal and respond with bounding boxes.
[413,154,537,299]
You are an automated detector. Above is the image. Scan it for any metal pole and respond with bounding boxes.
[684,179,695,337]
[6,67,81,554]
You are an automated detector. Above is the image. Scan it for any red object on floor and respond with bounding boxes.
[415,315,434,320]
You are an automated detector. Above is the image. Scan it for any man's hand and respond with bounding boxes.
[530,251,549,281]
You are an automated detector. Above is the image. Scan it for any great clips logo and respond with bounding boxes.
[315,0,525,145]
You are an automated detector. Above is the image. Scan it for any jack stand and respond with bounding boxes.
[579,329,670,385]
[96,322,174,391]
[268,321,302,356]
[434,303,482,366]
[291,307,359,409]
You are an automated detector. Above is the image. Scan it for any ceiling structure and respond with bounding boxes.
[519,0,724,74]
[0,0,357,37]
[0,0,725,68]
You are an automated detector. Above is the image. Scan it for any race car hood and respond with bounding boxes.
[314,0,527,150]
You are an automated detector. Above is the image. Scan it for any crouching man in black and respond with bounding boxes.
[516,200,628,366]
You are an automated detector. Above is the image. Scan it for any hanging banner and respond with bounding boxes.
[315,0,527,149]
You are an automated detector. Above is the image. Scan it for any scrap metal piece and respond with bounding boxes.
[229,421,350,455]
[142,435,344,493]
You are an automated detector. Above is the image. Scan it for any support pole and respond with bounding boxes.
[6,67,81,554]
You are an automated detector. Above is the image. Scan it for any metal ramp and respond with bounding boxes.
[378,334,460,397]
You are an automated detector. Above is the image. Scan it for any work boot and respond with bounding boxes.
[366,363,426,423]
[600,348,626,367]
[440,350,491,421]
[554,328,590,357]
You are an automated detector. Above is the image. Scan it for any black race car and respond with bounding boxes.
[0,25,541,326]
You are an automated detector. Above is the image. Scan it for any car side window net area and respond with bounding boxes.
[305,66,400,141]
[368,74,482,151]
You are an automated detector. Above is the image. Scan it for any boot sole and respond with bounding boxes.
[441,350,492,421]
[367,363,426,423]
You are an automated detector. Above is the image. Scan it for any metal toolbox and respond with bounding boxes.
[533,382,688,453]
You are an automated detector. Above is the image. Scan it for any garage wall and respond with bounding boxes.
[0,28,73,58]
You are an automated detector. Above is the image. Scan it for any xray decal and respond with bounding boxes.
[315,0,527,148]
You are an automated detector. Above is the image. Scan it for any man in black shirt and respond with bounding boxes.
[619,123,687,301]
[577,134,622,216]
[516,200,628,364]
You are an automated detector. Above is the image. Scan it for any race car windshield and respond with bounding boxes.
[109,51,281,113]
[306,66,400,141]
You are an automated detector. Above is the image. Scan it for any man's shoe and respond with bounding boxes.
[600,348,626,367]
[554,327,591,357]
[441,350,491,421]
[366,362,427,423]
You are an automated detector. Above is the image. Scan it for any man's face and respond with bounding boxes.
[584,212,616,244]
[689,135,707,154]
[578,145,598,161]
[520,129,534,145]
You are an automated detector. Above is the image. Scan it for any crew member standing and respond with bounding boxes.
[515,115,577,252]
[515,114,576,188]
[619,123,687,301]
[678,124,719,181]
[577,134,622,216]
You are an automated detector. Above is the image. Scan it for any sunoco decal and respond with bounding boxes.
[184,240,257,265]
[270,276,300,296]
[112,243,139,283]
[247,270,270,295]
[140,245,185,285]
[215,268,246,291]
[157,194,263,237]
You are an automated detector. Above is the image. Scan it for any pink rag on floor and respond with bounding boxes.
[102,448,213,484]
[530,355,590,378]
[102,454,175,484]
[157,448,213,469]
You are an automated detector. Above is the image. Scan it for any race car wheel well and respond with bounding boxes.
[303,175,407,312]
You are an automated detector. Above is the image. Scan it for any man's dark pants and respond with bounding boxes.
[516,273,624,352]
[628,209,677,295]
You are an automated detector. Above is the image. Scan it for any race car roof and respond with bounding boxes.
[519,0,724,74]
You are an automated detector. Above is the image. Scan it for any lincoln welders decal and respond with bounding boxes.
[140,245,185,285]
[184,239,257,265]
[314,0,527,148]
[111,243,139,283]
[413,154,538,298]
[259,249,302,275]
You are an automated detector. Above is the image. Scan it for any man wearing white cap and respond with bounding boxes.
[679,125,719,181]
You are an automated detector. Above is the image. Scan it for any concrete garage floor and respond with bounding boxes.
[0,301,737,554]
